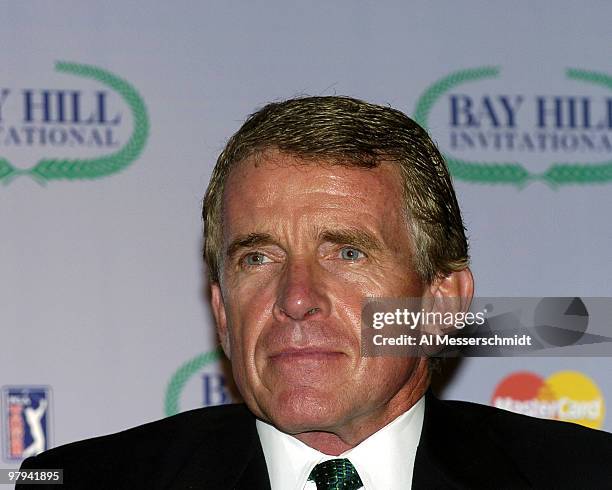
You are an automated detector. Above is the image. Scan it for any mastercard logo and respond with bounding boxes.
[490,371,605,429]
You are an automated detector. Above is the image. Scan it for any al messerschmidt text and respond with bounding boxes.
[373,333,533,347]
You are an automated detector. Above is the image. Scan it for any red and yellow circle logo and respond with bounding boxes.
[491,371,605,429]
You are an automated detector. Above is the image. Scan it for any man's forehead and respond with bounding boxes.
[220,152,409,248]
[223,150,405,205]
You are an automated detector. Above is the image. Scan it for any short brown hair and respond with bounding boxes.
[203,96,468,284]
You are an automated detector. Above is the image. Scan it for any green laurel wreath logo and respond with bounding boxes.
[0,61,149,184]
[414,67,612,186]
[164,348,223,417]
[0,157,13,181]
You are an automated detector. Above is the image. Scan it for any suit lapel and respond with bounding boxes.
[412,392,531,489]
[166,405,270,490]
[233,447,272,490]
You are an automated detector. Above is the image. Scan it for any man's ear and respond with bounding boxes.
[431,267,474,313]
[422,267,474,336]
[210,283,231,358]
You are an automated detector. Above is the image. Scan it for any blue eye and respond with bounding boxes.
[244,252,271,266]
[339,247,365,261]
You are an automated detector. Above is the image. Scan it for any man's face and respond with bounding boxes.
[211,151,428,440]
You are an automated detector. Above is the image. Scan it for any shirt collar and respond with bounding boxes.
[256,396,425,490]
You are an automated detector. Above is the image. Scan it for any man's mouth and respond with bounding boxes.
[269,348,345,362]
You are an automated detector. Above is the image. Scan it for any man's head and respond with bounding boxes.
[203,96,473,452]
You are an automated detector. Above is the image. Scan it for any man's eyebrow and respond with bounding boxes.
[320,228,382,251]
[226,233,276,258]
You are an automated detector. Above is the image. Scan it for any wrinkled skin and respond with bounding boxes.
[211,151,473,454]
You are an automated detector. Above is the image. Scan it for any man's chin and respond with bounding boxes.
[259,388,346,434]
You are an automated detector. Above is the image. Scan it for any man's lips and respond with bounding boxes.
[268,348,345,361]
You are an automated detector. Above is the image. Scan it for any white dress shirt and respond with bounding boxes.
[256,396,425,490]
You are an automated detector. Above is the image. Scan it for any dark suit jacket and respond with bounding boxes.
[18,392,612,489]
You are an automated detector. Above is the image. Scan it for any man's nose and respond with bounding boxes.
[273,261,331,322]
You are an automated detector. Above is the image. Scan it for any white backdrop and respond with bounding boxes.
[2,1,611,466]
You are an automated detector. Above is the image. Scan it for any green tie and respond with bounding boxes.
[307,458,363,490]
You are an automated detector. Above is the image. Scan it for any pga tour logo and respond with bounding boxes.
[2,386,51,461]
